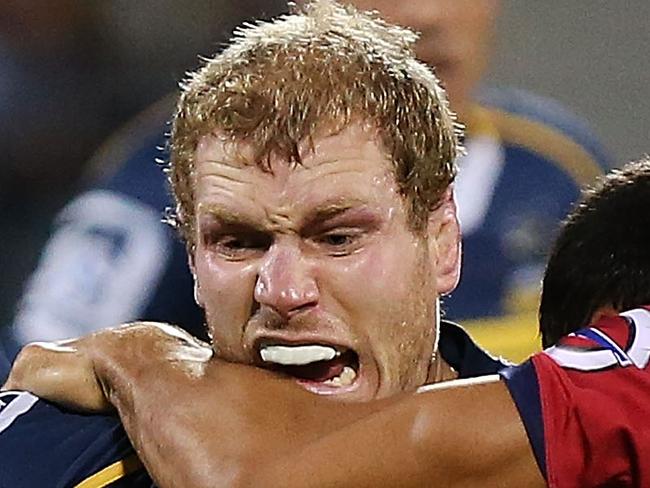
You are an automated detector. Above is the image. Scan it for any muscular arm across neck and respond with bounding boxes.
[99,353,543,487]
[4,325,544,487]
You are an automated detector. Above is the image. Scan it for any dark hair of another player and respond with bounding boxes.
[539,157,650,348]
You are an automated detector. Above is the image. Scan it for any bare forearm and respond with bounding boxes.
[3,324,544,487]
[250,379,545,488]
[108,375,220,487]
[85,327,226,487]
[102,360,384,487]
[106,361,543,488]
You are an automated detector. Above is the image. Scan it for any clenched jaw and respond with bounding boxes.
[256,341,361,395]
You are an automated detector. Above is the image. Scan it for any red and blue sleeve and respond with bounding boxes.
[500,309,650,487]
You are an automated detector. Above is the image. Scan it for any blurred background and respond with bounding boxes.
[489,1,649,162]
[0,0,648,352]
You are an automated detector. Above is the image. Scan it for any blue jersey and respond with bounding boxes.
[447,87,609,360]
[0,98,203,376]
[0,321,504,487]
[0,391,151,488]
[449,87,608,321]
[0,86,609,374]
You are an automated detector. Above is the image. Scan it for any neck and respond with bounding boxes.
[425,299,457,383]
[426,354,458,384]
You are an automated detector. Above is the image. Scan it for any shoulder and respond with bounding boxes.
[84,94,175,184]
[0,391,146,487]
[8,186,177,345]
[500,307,650,487]
[474,86,610,186]
[541,306,650,373]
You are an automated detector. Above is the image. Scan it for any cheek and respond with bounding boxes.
[325,240,436,389]
[194,250,257,341]
[325,249,389,305]
[323,237,425,325]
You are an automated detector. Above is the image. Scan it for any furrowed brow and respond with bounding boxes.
[302,199,370,228]
[198,204,265,232]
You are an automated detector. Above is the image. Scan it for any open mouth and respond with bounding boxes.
[257,343,360,389]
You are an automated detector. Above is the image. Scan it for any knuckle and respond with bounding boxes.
[8,341,69,387]
[13,342,45,369]
[5,343,42,388]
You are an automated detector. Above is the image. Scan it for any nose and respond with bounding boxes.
[254,244,319,319]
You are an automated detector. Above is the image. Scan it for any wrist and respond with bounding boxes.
[87,329,146,413]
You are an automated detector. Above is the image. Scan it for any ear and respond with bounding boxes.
[426,187,462,296]
[187,253,204,308]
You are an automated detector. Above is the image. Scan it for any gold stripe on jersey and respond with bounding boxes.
[82,94,175,183]
[74,453,143,488]
[483,106,603,187]
[465,311,542,363]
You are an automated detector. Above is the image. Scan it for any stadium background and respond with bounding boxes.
[0,0,648,361]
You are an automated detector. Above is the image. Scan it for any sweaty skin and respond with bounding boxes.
[4,324,544,488]
[190,123,461,402]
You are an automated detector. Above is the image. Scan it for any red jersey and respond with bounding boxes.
[501,307,650,487]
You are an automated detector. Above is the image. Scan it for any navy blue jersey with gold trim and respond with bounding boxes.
[0,391,150,487]
[449,87,609,321]
[449,87,610,360]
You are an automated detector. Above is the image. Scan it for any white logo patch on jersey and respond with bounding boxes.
[0,391,38,435]
[454,134,506,235]
[12,190,171,342]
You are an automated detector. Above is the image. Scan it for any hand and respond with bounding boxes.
[2,322,212,413]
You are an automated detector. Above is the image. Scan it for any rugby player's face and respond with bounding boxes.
[345,0,498,116]
[192,123,460,401]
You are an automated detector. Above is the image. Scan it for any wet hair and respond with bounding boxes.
[539,157,650,348]
[166,0,462,249]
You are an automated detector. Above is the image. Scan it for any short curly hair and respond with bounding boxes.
[167,0,463,250]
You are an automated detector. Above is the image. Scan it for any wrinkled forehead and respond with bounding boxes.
[193,122,404,221]
[195,121,392,175]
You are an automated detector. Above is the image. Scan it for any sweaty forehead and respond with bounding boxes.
[193,124,403,225]
[196,122,388,168]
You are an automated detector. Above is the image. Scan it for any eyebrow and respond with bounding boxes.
[198,198,374,234]
[301,199,372,228]
[198,204,266,232]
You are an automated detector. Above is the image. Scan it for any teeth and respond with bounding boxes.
[260,344,339,365]
[323,366,357,387]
